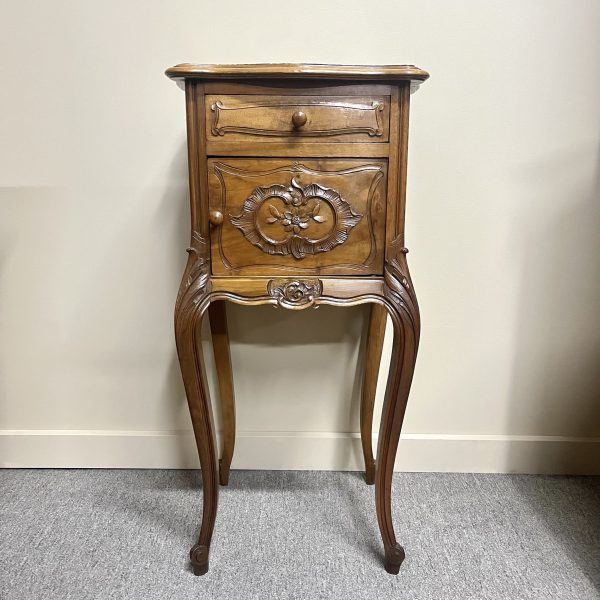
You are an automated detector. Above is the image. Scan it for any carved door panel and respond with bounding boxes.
[207,159,387,276]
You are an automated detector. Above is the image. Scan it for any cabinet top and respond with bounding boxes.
[165,63,429,83]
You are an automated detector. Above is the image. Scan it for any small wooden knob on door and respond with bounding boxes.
[291,111,307,129]
[209,210,224,226]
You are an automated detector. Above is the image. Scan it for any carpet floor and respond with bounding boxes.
[0,470,599,599]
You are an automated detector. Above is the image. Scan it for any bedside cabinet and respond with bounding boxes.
[165,63,429,576]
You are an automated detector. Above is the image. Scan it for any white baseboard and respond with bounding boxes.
[0,430,598,474]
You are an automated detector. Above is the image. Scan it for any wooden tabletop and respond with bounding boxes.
[165,63,429,83]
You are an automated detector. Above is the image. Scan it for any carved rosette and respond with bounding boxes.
[230,178,362,260]
[267,279,323,310]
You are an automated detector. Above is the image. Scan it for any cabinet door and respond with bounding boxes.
[208,159,387,276]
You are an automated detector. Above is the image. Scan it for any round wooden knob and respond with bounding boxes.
[291,111,307,129]
[209,210,223,226]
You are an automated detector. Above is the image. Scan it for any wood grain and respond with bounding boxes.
[205,140,390,158]
[205,95,390,142]
[360,303,387,485]
[203,81,393,96]
[173,232,217,577]
[208,301,236,486]
[209,276,386,305]
[377,250,420,574]
[207,158,387,276]
[166,63,429,83]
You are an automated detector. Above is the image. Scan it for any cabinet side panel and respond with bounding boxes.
[185,81,210,242]
[385,82,411,256]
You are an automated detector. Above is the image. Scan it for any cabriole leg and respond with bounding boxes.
[208,300,236,486]
[375,251,420,574]
[174,237,218,576]
[360,303,387,485]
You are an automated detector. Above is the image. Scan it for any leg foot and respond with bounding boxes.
[219,459,230,486]
[384,543,406,574]
[190,544,209,576]
[365,460,376,485]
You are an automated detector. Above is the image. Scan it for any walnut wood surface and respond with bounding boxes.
[209,275,386,305]
[169,63,427,576]
[166,63,429,82]
[205,140,390,158]
[378,249,420,574]
[208,158,387,276]
[360,303,387,485]
[206,95,390,142]
[204,81,393,96]
[174,232,216,577]
[208,301,236,486]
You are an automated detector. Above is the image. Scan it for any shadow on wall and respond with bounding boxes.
[506,142,600,471]
[159,142,203,468]
[507,144,600,590]
[0,229,11,429]
[223,302,370,467]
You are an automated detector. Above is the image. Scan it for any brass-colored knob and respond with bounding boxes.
[291,111,307,129]
[209,210,223,226]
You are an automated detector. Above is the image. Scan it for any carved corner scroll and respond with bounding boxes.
[384,236,420,336]
[267,279,323,310]
[175,230,210,317]
[231,177,362,260]
[370,101,385,137]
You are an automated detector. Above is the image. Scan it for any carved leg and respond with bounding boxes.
[174,238,218,576]
[360,303,387,485]
[208,300,236,486]
[375,251,420,574]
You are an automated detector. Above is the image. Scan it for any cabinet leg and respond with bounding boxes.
[208,300,236,486]
[360,303,387,485]
[175,243,218,576]
[375,255,420,574]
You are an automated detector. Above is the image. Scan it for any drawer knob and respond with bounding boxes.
[209,210,224,226]
[291,111,307,129]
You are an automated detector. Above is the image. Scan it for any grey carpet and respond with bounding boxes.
[0,470,598,600]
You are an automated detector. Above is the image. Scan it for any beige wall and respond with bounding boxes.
[1,0,599,472]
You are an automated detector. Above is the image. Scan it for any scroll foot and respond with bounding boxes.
[384,543,405,574]
[190,544,209,576]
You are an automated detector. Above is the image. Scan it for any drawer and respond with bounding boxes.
[208,158,387,276]
[205,95,390,143]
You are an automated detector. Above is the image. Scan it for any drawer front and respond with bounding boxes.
[206,95,390,142]
[208,159,387,276]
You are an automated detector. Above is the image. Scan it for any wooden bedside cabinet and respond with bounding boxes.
[165,63,429,576]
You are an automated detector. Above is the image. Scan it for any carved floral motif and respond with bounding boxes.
[267,279,323,309]
[265,191,326,234]
[231,178,362,260]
